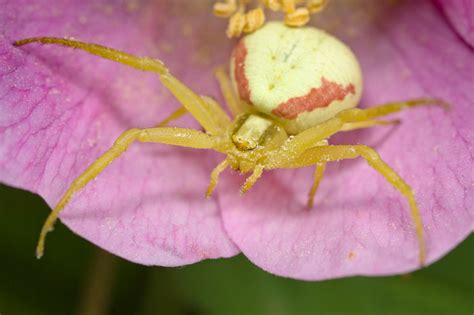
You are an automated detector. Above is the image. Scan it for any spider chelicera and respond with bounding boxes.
[15,21,446,264]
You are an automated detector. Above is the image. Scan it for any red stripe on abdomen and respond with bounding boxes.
[272,77,355,120]
[233,40,251,103]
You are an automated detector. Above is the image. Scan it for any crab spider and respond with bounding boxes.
[15,22,446,265]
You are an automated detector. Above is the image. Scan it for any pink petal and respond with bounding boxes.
[220,0,474,280]
[435,0,474,47]
[0,0,238,265]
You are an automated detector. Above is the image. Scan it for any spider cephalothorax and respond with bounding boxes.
[15,21,445,265]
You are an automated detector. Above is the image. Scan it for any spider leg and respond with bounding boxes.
[241,164,265,193]
[307,162,326,208]
[200,95,232,130]
[338,98,448,122]
[206,159,230,198]
[14,37,226,135]
[267,98,446,167]
[155,106,187,127]
[279,144,426,266]
[36,127,218,259]
[340,119,400,132]
[214,65,245,116]
[155,96,231,129]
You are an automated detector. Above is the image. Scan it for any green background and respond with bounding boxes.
[0,184,472,315]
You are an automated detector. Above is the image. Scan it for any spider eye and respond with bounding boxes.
[232,114,273,151]
[232,135,257,151]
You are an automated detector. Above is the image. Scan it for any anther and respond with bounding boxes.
[227,11,247,37]
[263,0,281,11]
[244,7,266,33]
[285,7,310,27]
[306,0,328,13]
[213,0,238,17]
[281,0,296,13]
[214,0,330,37]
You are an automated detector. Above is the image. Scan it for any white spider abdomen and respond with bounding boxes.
[231,21,363,134]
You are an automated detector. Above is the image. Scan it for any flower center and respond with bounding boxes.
[213,0,329,37]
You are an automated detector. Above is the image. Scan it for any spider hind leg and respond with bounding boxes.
[214,65,244,116]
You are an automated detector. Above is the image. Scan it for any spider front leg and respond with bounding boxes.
[14,37,229,135]
[340,119,400,132]
[337,98,448,123]
[36,127,219,258]
[286,144,427,266]
[267,98,446,167]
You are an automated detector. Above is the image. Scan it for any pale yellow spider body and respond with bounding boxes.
[14,22,446,265]
[230,22,362,134]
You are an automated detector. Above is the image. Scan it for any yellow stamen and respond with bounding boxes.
[281,0,296,13]
[214,0,330,37]
[306,0,328,14]
[263,0,281,11]
[244,7,266,33]
[213,0,238,17]
[227,11,247,37]
[285,7,310,26]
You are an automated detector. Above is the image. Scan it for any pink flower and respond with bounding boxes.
[0,0,472,280]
